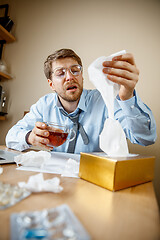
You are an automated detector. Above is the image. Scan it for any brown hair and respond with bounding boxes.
[44,48,82,79]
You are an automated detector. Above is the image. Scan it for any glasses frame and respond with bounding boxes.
[52,64,82,79]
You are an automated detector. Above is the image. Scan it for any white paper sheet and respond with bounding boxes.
[16,152,80,178]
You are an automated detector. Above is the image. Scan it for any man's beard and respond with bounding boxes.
[56,84,83,103]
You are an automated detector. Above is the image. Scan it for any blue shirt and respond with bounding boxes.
[6,89,157,153]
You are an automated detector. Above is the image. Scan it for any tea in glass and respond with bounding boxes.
[45,123,74,147]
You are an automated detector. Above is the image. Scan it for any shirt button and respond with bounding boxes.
[130,105,134,109]
[147,119,151,123]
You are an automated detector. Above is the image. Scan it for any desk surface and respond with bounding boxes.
[0,147,160,240]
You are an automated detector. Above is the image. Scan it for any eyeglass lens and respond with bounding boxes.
[53,65,81,78]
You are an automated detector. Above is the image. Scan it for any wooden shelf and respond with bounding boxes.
[0,23,15,120]
[0,24,16,43]
[0,116,6,120]
[0,71,12,80]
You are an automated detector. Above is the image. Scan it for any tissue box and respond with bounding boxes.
[79,152,155,191]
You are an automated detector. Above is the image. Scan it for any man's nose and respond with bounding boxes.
[65,69,74,80]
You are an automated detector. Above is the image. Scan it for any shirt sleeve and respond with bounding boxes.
[5,97,44,151]
[114,90,157,146]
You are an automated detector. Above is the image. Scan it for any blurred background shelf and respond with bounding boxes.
[0,71,12,80]
[0,23,15,120]
[0,24,15,43]
[0,116,6,120]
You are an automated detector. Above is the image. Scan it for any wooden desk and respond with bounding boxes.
[0,147,160,240]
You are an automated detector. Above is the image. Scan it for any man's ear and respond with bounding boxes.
[48,79,55,91]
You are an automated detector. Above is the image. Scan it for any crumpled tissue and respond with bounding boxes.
[61,158,80,178]
[0,167,3,175]
[14,151,51,168]
[88,50,129,156]
[14,151,80,178]
[18,173,63,193]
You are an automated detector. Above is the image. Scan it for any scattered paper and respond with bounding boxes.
[15,151,80,178]
[14,151,51,167]
[18,173,63,193]
[0,167,3,175]
[61,158,80,178]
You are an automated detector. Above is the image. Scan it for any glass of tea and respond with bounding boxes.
[45,122,76,147]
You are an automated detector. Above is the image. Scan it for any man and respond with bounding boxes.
[6,48,156,153]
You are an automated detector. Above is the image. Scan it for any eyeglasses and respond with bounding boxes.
[52,64,82,79]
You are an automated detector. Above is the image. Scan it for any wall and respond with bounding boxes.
[0,0,160,207]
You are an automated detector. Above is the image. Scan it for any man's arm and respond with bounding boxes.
[114,91,157,146]
[5,96,53,151]
[103,52,156,145]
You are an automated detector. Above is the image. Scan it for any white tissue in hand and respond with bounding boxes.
[18,173,63,193]
[100,119,129,156]
[14,151,51,167]
[88,50,129,156]
[88,50,126,119]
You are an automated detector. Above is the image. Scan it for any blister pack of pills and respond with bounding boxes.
[10,204,91,240]
[0,181,31,209]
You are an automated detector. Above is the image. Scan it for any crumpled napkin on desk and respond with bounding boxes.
[0,167,3,175]
[14,151,80,178]
[18,173,63,193]
[88,50,129,157]
[61,158,79,178]
[14,151,51,167]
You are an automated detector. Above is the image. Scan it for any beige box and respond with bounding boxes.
[79,152,155,191]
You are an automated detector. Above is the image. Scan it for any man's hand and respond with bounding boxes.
[26,122,53,150]
[103,53,139,100]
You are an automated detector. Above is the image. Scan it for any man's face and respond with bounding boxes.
[49,58,83,104]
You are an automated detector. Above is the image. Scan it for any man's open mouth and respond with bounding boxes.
[66,85,77,91]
